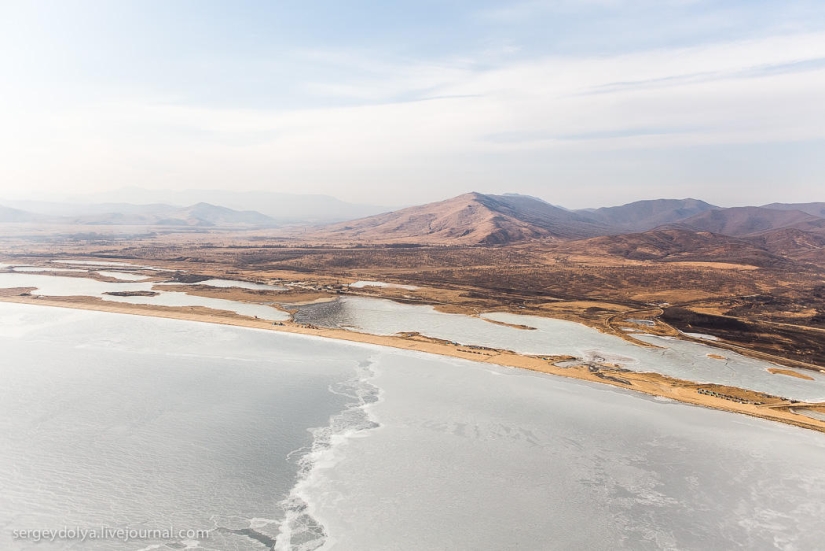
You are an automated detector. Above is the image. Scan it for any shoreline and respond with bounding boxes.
[1,294,824,435]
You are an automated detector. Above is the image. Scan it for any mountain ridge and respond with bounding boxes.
[307,192,610,244]
[30,187,392,224]
[761,202,825,218]
[671,206,825,237]
[2,194,824,255]
[576,198,718,232]
[0,202,278,228]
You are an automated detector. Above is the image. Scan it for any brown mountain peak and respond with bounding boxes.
[306,192,606,245]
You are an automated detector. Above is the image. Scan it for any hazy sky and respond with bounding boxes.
[1,0,824,208]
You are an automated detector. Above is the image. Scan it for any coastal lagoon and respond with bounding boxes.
[5,269,822,403]
[95,271,152,281]
[12,266,88,273]
[295,297,825,402]
[2,302,825,550]
[0,272,289,321]
[51,260,158,268]
[162,278,287,291]
[192,278,287,291]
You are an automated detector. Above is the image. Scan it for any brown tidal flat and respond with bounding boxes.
[768,368,815,381]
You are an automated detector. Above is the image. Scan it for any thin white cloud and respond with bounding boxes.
[476,0,705,21]
[2,32,824,204]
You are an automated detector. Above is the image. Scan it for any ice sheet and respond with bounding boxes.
[297,351,825,551]
[3,302,825,551]
[0,302,365,551]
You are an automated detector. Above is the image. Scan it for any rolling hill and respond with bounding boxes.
[674,207,825,237]
[555,228,787,267]
[0,205,44,223]
[577,198,718,232]
[762,202,825,218]
[744,227,825,262]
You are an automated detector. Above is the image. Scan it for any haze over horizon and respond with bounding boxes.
[1,1,823,208]
[3,186,817,213]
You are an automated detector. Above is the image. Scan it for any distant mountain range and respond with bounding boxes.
[2,192,824,264]
[0,201,279,228]
[4,188,390,224]
[300,192,825,245]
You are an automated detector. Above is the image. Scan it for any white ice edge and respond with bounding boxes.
[275,357,384,551]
